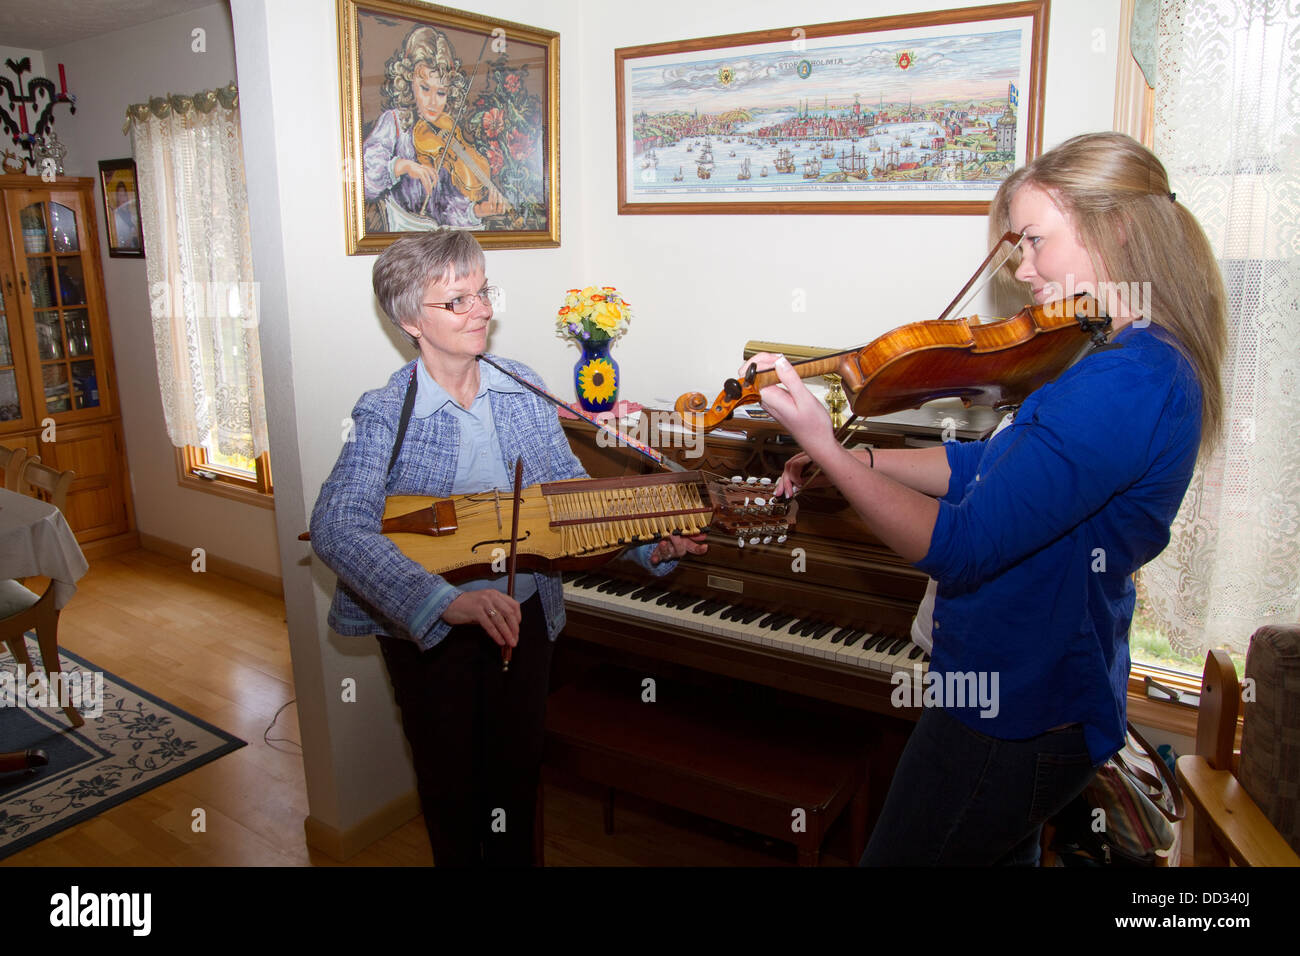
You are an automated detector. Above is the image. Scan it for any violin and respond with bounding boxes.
[411,113,510,217]
[300,471,796,581]
[676,292,1113,432]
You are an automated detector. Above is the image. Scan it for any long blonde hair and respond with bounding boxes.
[989,132,1226,452]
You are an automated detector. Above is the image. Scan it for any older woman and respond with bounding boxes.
[310,230,704,866]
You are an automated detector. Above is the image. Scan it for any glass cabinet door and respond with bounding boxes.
[1,273,25,424]
[18,198,102,415]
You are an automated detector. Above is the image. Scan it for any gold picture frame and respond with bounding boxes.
[338,0,560,253]
[616,0,1048,216]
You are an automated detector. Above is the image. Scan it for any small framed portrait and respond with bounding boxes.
[97,158,145,258]
[338,0,560,253]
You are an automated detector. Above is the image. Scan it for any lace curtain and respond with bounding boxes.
[1141,1,1300,655]
[125,83,269,459]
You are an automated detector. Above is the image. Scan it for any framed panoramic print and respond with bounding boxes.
[616,1,1047,216]
[338,0,560,253]
[98,158,145,257]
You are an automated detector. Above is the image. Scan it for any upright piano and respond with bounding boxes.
[552,412,987,847]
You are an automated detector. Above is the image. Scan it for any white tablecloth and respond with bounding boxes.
[0,488,89,609]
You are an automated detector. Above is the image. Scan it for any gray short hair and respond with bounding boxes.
[372,231,486,340]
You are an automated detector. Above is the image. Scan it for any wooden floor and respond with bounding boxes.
[2,549,852,867]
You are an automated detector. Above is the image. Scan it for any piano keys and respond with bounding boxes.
[565,572,929,677]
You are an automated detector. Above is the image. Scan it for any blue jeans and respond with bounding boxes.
[861,705,1097,866]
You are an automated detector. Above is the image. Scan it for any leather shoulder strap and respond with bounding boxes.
[387,365,418,479]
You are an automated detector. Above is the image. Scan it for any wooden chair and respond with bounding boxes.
[0,458,84,728]
[0,444,28,491]
[0,581,84,727]
[1176,629,1300,866]
[15,456,74,513]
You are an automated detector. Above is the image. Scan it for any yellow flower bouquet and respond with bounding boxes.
[557,286,632,411]
[556,286,633,344]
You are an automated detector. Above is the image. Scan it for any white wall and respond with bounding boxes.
[232,0,1124,843]
[41,2,281,577]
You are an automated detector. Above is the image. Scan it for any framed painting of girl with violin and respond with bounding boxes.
[338,0,560,253]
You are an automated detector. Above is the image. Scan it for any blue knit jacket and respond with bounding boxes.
[310,356,671,649]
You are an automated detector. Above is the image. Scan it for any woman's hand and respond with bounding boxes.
[773,451,814,499]
[743,353,837,460]
[649,533,709,565]
[394,157,439,197]
[443,590,522,647]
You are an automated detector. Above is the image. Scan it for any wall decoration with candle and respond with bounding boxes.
[1,57,76,176]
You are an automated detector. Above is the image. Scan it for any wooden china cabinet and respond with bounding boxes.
[0,174,135,553]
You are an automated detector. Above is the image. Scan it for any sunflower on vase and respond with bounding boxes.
[556,285,632,413]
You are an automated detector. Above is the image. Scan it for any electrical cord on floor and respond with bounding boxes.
[263,698,302,753]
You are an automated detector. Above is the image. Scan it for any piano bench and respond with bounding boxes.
[544,667,870,865]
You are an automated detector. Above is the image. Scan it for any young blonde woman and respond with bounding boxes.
[759,132,1226,865]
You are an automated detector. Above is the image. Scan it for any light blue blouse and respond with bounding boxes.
[413,358,538,603]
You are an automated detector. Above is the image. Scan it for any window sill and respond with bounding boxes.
[1126,662,1204,739]
[174,447,275,509]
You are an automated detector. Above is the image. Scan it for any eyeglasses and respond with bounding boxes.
[424,286,498,315]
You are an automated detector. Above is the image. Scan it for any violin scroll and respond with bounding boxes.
[674,380,760,431]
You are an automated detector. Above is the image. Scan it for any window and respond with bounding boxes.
[127,83,272,506]
[176,444,273,505]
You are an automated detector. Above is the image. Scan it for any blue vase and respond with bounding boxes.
[573,337,619,413]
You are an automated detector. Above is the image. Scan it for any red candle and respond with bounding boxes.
[19,103,27,134]
[58,63,67,95]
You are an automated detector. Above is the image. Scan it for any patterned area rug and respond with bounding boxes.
[0,634,245,860]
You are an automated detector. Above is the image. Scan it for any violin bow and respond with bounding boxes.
[502,457,523,673]
[935,231,1024,322]
[477,354,688,475]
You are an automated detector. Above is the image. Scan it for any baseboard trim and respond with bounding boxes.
[138,532,284,597]
[304,791,422,862]
[80,530,141,561]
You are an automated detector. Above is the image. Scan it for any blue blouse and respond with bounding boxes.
[917,325,1202,764]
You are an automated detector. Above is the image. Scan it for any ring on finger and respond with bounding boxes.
[488,609,497,617]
